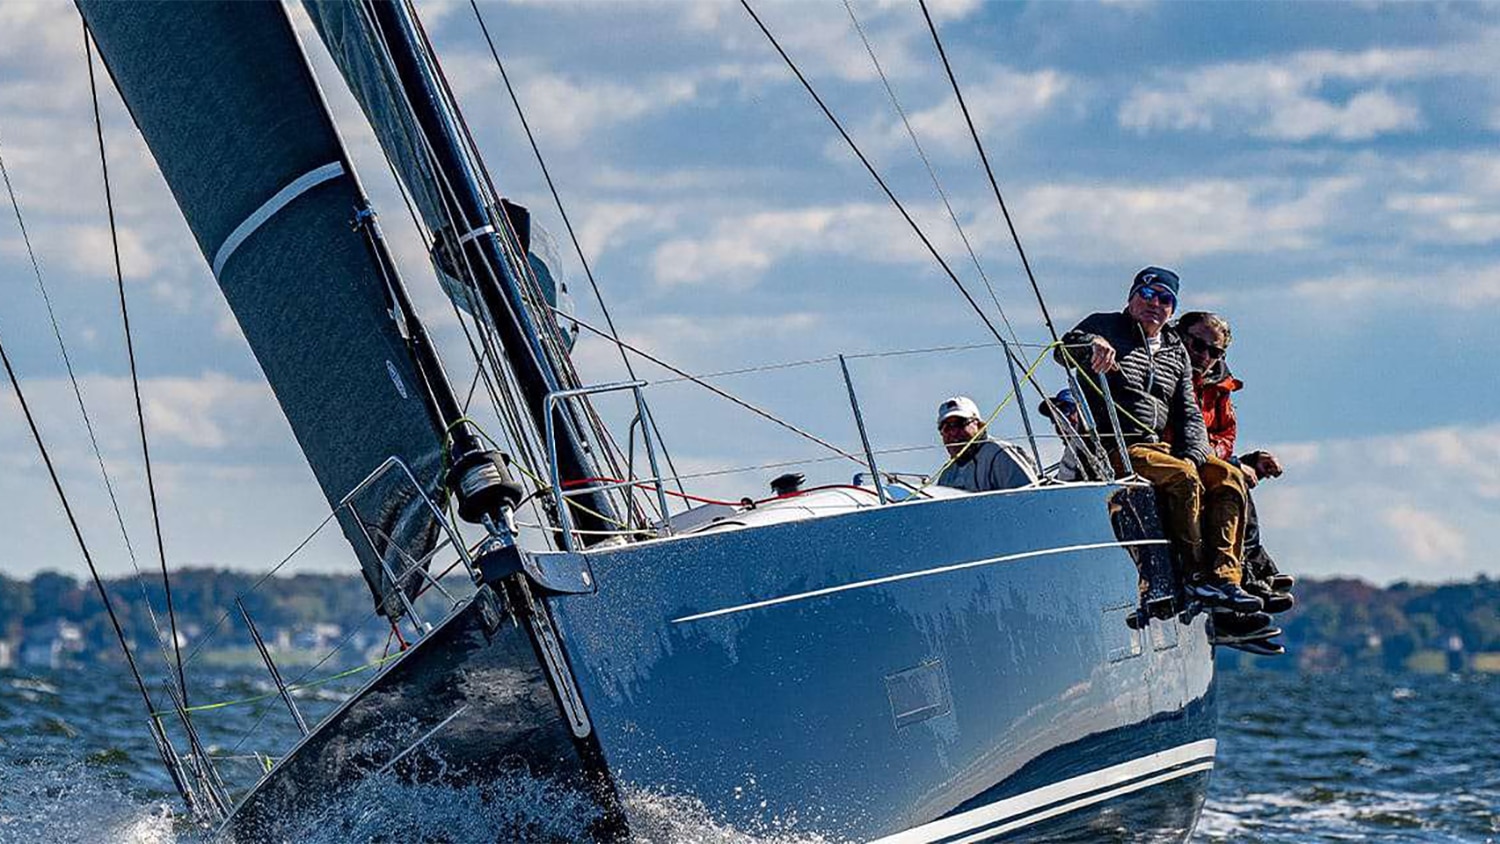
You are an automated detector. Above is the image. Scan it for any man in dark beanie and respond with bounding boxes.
[1056,267,1258,613]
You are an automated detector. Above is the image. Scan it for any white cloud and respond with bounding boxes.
[1116,39,1500,141]
[683,0,981,86]
[1287,264,1500,308]
[1259,88,1420,142]
[1255,424,1500,583]
[516,72,700,140]
[638,174,1357,288]
[1379,153,1500,244]
[1382,505,1468,565]
[575,201,671,259]
[1015,176,1357,262]
[649,201,935,287]
[0,372,285,456]
[54,223,157,280]
[854,68,1073,159]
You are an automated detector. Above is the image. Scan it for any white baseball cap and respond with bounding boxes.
[937,395,981,425]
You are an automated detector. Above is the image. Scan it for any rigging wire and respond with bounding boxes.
[398,0,639,500]
[83,24,188,709]
[407,3,656,522]
[464,0,632,387]
[0,118,192,698]
[465,0,689,501]
[358,0,645,525]
[738,0,1060,474]
[369,133,556,534]
[561,307,866,467]
[351,0,594,532]
[736,0,1048,403]
[653,341,1027,385]
[916,0,1058,344]
[840,0,1024,349]
[0,328,185,796]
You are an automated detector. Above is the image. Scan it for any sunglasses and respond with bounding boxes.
[1134,286,1176,308]
[939,417,975,431]
[1187,335,1226,360]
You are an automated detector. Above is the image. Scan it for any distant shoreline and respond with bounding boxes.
[3,568,1497,673]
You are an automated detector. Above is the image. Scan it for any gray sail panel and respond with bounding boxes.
[301,1,450,234]
[301,0,490,321]
[78,1,446,617]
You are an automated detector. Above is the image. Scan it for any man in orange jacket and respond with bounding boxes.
[1177,311,1297,654]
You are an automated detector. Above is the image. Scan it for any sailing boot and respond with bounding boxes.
[1245,544,1295,591]
[1242,546,1295,612]
[1244,578,1295,614]
[1188,574,1263,614]
[1210,609,1276,640]
[1223,637,1286,657]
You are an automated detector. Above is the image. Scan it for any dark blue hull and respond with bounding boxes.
[222,482,1216,842]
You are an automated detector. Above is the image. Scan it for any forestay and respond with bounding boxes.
[77,1,448,618]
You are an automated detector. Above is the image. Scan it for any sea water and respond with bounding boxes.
[1,667,1496,843]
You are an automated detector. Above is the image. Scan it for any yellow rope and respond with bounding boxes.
[152,652,403,718]
[1056,343,1157,440]
[921,342,1058,491]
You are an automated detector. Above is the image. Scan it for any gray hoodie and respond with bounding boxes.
[937,439,1038,492]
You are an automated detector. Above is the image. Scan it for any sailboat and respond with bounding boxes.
[66,1,1217,841]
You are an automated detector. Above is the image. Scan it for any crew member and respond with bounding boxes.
[1057,267,1259,613]
[1037,388,1104,482]
[1177,310,1296,617]
[934,396,1038,492]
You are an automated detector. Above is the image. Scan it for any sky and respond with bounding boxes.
[0,0,1496,588]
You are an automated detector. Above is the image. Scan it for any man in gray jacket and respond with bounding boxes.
[1058,267,1258,613]
[934,396,1038,492]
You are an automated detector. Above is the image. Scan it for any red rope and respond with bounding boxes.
[560,476,882,508]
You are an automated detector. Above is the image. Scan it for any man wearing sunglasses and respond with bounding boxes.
[1058,267,1260,614]
[934,395,1039,492]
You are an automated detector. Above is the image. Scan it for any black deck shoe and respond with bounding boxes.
[1259,591,1295,614]
[1188,580,1264,613]
[1210,623,1282,646]
[1223,638,1285,656]
[1267,573,1295,592]
[1243,580,1296,614]
[1211,610,1273,638]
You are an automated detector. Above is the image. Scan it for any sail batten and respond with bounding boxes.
[212,162,346,277]
[78,1,451,617]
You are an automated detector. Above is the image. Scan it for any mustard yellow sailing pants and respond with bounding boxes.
[1126,442,1248,584]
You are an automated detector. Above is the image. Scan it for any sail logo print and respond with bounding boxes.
[386,360,409,400]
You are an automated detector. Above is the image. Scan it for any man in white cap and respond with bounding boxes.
[934,396,1038,492]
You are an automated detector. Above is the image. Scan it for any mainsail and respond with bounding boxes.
[78,1,451,617]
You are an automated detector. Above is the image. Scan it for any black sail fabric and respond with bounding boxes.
[78,1,447,618]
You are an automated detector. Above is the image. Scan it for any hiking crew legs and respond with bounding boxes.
[1126,443,1247,585]
[1126,443,1202,562]
[1197,455,1248,583]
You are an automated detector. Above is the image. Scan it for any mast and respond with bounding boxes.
[304,0,620,543]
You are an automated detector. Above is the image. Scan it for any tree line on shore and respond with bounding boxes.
[2,568,1497,672]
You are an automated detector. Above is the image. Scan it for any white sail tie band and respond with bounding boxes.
[212,161,345,277]
[457,224,495,244]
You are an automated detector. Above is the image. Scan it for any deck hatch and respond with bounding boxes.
[1150,616,1181,651]
[885,659,952,729]
[1103,603,1144,662]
